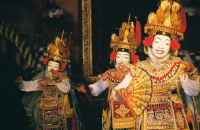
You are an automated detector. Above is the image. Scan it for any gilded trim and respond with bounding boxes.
[82,0,93,80]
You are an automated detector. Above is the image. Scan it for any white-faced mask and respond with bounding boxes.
[115,51,130,67]
[151,34,171,59]
[46,61,60,77]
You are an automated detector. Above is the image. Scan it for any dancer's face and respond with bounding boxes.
[151,34,171,59]
[115,51,130,67]
[47,61,60,77]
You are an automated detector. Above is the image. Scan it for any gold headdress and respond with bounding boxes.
[44,31,70,64]
[110,15,141,53]
[144,0,187,40]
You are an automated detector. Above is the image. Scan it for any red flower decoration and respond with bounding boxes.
[60,63,67,71]
[43,58,48,64]
[110,51,117,61]
[131,52,139,64]
[170,39,181,50]
[143,36,154,47]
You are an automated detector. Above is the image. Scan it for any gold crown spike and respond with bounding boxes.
[61,29,64,41]
[144,0,186,40]
[110,15,140,53]
[45,32,70,63]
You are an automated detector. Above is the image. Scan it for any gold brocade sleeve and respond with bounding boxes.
[180,60,200,81]
[64,95,74,118]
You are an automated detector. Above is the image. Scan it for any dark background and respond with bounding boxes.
[92,0,200,75]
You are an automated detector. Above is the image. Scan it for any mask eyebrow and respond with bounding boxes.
[164,38,170,42]
[154,37,161,40]
[117,53,122,56]
[124,53,130,57]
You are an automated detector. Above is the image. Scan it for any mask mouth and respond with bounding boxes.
[49,71,53,75]
[116,62,126,68]
[155,49,165,54]
[48,69,55,75]
[117,62,123,65]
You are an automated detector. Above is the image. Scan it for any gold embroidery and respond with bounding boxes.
[115,104,130,117]
[137,56,191,130]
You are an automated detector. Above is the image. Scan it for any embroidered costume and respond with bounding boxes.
[89,17,152,130]
[18,34,78,130]
[118,0,200,129]
[136,56,199,130]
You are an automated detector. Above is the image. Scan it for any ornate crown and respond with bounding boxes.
[110,16,141,53]
[144,0,186,40]
[44,31,70,64]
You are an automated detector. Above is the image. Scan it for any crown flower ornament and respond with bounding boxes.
[143,36,154,47]
[110,16,141,63]
[109,51,117,61]
[144,0,187,41]
[170,39,181,50]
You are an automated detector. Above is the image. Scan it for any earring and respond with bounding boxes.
[173,50,179,56]
[144,47,148,55]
